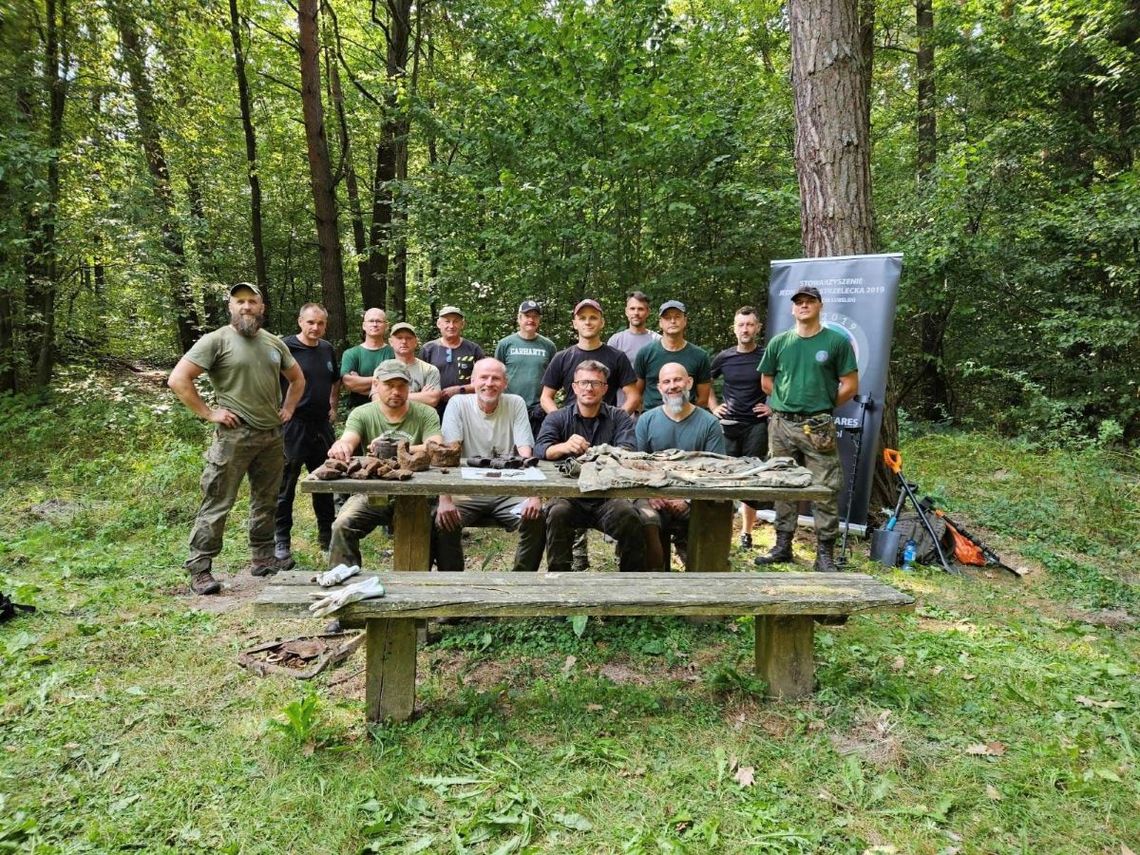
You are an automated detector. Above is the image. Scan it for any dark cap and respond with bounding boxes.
[573,299,604,316]
[659,299,687,316]
[372,359,411,382]
[389,322,417,336]
[518,300,542,315]
[791,285,822,301]
[229,281,261,298]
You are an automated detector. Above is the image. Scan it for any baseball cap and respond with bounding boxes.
[372,359,411,382]
[791,285,822,301]
[573,299,604,316]
[438,305,464,318]
[518,300,542,314]
[659,299,687,315]
[229,281,261,298]
[389,322,417,336]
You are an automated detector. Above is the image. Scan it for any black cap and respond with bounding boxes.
[791,285,822,301]
[659,299,687,316]
[518,300,542,314]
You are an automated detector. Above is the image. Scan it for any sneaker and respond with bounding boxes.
[274,542,292,561]
[189,568,222,595]
[739,532,753,550]
[250,556,294,577]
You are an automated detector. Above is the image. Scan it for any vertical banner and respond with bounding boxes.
[767,254,902,527]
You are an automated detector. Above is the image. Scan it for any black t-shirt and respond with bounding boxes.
[281,335,340,421]
[541,344,636,408]
[421,338,486,416]
[710,345,767,424]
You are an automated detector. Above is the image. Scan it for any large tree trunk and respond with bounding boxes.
[228,0,270,309]
[297,0,347,345]
[325,37,369,296]
[110,0,201,352]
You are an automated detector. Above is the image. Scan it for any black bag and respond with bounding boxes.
[891,513,952,565]
[0,591,35,623]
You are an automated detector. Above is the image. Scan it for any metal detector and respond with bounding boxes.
[837,393,873,569]
[882,449,959,575]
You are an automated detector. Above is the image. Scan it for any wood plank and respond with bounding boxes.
[755,615,816,698]
[393,496,431,572]
[364,618,417,723]
[686,499,733,572]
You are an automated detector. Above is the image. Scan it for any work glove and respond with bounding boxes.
[313,563,360,587]
[308,576,385,618]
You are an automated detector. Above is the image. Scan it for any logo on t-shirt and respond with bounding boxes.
[815,350,830,364]
[326,360,334,373]
[269,349,281,365]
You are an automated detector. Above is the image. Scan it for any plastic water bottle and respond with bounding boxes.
[902,538,917,571]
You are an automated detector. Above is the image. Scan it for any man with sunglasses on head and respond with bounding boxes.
[421,305,485,419]
[340,308,393,409]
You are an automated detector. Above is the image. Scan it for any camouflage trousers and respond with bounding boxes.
[184,424,284,572]
[768,413,843,540]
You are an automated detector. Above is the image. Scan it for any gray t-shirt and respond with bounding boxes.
[607,328,660,364]
[404,358,442,393]
[442,393,534,457]
[184,326,297,430]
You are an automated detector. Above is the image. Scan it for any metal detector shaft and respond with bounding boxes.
[895,474,958,575]
[838,394,872,565]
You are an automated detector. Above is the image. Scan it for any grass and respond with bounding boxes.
[1,368,1138,853]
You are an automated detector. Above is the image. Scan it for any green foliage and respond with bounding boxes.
[267,688,322,746]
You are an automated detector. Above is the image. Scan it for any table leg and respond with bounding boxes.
[754,615,815,698]
[686,499,732,572]
[393,495,432,571]
[365,618,417,724]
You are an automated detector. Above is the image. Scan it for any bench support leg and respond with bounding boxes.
[687,499,732,572]
[754,615,815,698]
[365,618,417,724]
[393,496,432,571]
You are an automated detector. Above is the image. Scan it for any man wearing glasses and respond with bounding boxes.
[340,308,394,409]
[421,305,485,419]
[535,361,644,573]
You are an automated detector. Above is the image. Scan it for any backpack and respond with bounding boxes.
[891,513,953,565]
[0,591,35,623]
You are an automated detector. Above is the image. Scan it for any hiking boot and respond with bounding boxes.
[189,567,222,595]
[755,531,794,566]
[250,556,294,577]
[739,532,753,550]
[813,539,838,573]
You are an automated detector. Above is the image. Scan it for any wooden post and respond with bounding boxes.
[364,618,417,723]
[687,499,733,572]
[754,615,815,698]
[393,495,432,571]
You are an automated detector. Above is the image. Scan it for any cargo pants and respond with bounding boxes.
[768,413,842,541]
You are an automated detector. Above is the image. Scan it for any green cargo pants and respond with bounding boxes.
[768,413,842,540]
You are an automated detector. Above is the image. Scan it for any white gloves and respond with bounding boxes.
[308,576,386,618]
[313,563,360,587]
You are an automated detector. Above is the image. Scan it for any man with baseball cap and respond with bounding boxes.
[421,305,485,419]
[633,299,712,412]
[388,321,442,409]
[754,284,858,572]
[495,300,556,436]
[341,308,393,409]
[324,359,443,569]
[167,281,306,594]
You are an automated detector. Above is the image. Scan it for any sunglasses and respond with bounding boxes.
[446,347,453,364]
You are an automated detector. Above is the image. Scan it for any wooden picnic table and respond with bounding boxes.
[300,461,831,573]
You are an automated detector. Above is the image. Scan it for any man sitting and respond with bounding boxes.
[535,361,644,573]
[325,360,443,569]
[434,359,545,572]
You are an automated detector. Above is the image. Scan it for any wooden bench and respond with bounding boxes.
[255,570,914,724]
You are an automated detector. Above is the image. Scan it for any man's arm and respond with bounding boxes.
[760,373,774,396]
[341,372,373,396]
[836,371,859,408]
[540,385,560,414]
[279,362,305,422]
[621,382,641,414]
[168,358,239,426]
[328,380,340,423]
[327,430,362,461]
[694,381,711,408]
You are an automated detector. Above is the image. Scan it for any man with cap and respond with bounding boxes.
[435,358,545,573]
[168,282,306,595]
[495,300,557,437]
[388,321,442,410]
[273,303,341,562]
[324,359,443,569]
[708,305,770,549]
[634,300,713,412]
[755,285,858,573]
[421,305,486,419]
[341,308,393,409]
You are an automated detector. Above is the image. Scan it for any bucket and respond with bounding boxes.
[869,528,901,567]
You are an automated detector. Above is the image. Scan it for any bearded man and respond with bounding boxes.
[168,282,306,595]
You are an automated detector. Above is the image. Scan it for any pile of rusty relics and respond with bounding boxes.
[310,436,462,481]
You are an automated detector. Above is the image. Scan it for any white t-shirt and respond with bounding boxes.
[441,393,534,457]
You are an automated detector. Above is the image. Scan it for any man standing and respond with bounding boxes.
[274,303,340,561]
[388,321,442,410]
[607,290,660,409]
[421,305,485,419]
[540,299,640,415]
[635,363,725,569]
[341,308,393,408]
[435,359,545,573]
[535,361,644,573]
[495,300,556,436]
[755,285,858,573]
[708,306,770,549]
[324,360,443,569]
[167,282,305,595]
[634,300,713,411]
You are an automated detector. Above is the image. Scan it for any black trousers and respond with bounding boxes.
[275,418,336,547]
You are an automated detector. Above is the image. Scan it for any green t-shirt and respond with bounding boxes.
[634,341,713,410]
[758,326,857,414]
[635,406,726,454]
[185,326,296,430]
[494,332,556,408]
[341,343,395,407]
[344,400,442,450]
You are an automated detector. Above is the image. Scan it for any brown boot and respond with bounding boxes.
[755,531,794,565]
[189,567,221,595]
[813,539,838,573]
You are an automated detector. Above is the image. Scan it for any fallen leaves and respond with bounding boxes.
[965,741,1006,757]
[985,784,1002,801]
[733,765,755,788]
[1074,695,1124,709]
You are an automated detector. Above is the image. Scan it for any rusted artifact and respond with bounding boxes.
[397,440,431,472]
[427,438,462,468]
[312,459,348,480]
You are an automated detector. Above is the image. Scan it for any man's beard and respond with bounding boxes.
[476,389,501,410]
[232,312,263,337]
[664,392,687,415]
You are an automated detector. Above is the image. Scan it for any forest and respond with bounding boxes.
[1,0,1138,445]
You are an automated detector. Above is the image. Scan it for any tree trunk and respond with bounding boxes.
[186,173,225,327]
[228,0,270,308]
[325,37,369,297]
[297,0,347,346]
[110,0,201,352]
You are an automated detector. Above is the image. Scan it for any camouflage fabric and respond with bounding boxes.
[768,413,843,539]
[575,444,813,493]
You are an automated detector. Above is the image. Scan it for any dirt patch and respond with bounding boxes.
[28,499,82,523]
[1055,606,1137,629]
[176,568,285,614]
[829,709,905,769]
